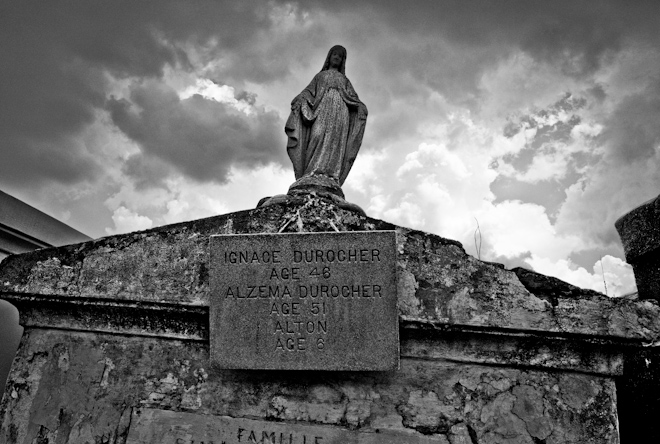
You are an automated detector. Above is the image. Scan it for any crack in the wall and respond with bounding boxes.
[466,424,479,444]
[98,356,116,389]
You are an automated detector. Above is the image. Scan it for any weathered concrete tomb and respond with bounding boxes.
[2,195,660,443]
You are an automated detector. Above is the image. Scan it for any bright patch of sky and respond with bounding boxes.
[179,79,254,115]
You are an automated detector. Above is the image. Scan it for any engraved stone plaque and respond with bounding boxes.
[209,231,398,370]
[126,408,446,443]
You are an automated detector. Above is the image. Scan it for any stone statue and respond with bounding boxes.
[258,45,368,214]
[285,45,368,199]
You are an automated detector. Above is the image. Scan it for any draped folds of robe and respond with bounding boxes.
[285,69,367,186]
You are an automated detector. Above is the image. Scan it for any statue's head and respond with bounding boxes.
[322,45,347,74]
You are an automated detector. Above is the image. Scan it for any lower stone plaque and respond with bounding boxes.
[126,408,446,444]
[209,231,398,370]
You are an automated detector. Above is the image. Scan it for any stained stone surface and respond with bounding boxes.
[615,194,660,300]
[1,194,658,443]
[210,231,398,370]
[1,329,619,444]
[127,408,446,443]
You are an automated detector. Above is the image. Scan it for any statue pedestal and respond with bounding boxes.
[2,197,658,443]
[288,174,346,199]
[258,186,366,216]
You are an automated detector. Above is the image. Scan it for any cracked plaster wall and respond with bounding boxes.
[2,330,618,444]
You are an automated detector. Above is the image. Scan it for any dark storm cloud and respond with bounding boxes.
[121,155,172,190]
[601,78,660,164]
[107,83,286,184]
[0,1,280,189]
[303,0,660,76]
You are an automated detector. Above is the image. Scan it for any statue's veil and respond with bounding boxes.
[321,45,346,75]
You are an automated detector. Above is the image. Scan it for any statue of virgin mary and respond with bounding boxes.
[285,45,368,199]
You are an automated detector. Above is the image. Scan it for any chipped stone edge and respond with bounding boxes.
[0,292,637,376]
[1,293,209,341]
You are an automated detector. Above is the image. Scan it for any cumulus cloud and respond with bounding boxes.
[106,80,286,185]
[526,254,636,297]
[102,163,293,235]
[106,206,153,235]
[0,1,293,190]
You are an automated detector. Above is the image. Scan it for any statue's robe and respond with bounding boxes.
[285,69,367,186]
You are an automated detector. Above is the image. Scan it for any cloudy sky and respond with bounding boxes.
[3,0,660,297]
